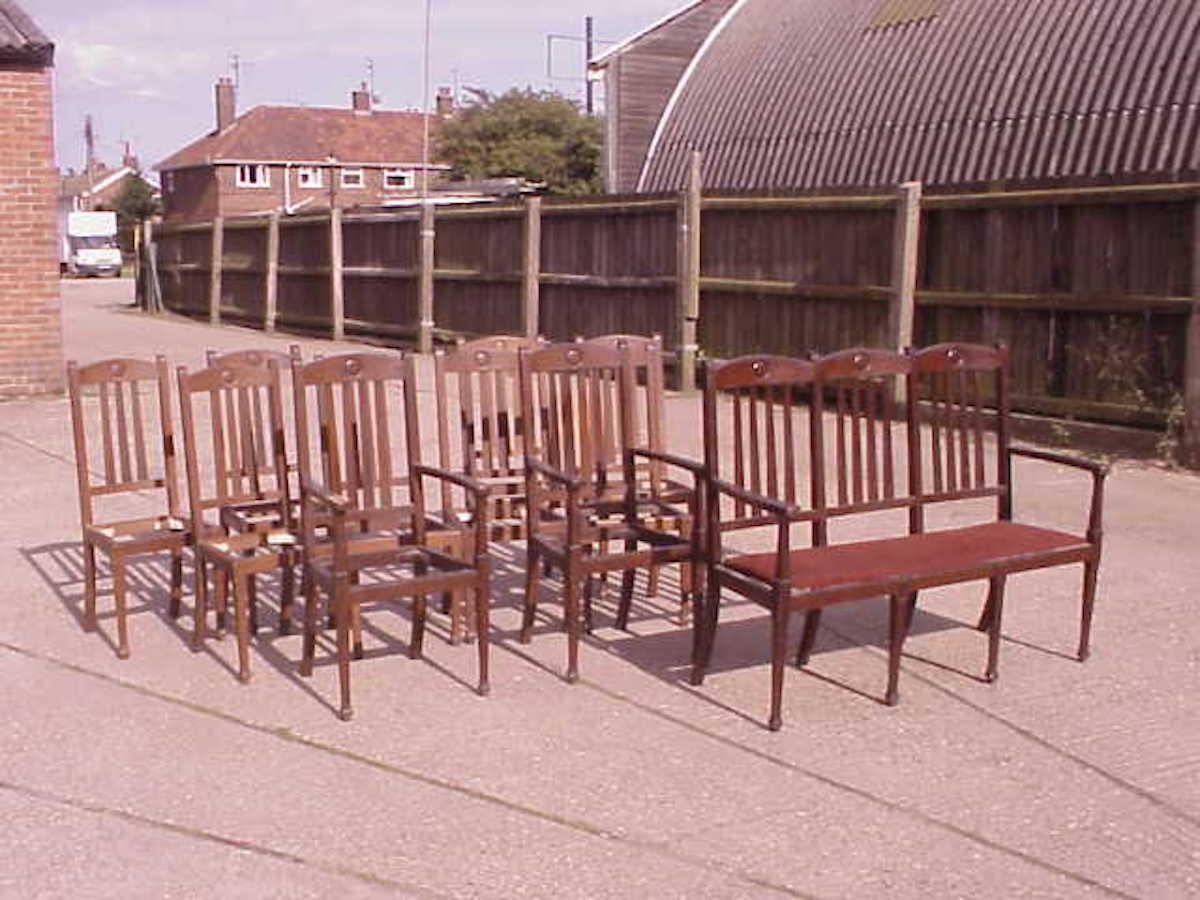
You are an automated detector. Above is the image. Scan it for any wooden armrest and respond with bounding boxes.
[524,455,585,493]
[1010,445,1109,478]
[710,476,800,519]
[626,446,707,477]
[300,475,349,513]
[414,464,488,498]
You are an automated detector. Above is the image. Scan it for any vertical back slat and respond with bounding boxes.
[129,381,149,481]
[864,382,879,503]
[835,385,848,506]
[317,382,342,492]
[882,383,896,499]
[225,382,243,496]
[930,374,945,493]
[374,379,394,507]
[341,380,361,505]
[957,372,972,490]
[113,381,133,483]
[237,386,261,498]
[748,389,762,498]
[849,384,864,504]
[98,382,116,485]
[782,385,797,504]
[557,372,576,475]
[764,387,778,499]
[495,369,514,475]
[971,371,987,488]
[358,376,377,508]
[479,366,498,475]
[732,391,746,517]
[210,388,229,503]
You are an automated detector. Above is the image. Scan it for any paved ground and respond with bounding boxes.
[1,279,1198,898]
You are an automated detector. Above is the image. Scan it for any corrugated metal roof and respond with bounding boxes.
[639,0,1200,191]
[0,0,52,65]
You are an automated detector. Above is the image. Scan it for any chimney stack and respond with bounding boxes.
[436,86,454,117]
[215,77,236,132]
[352,82,372,114]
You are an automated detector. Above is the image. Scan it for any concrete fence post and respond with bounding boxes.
[418,201,435,354]
[522,196,542,339]
[1185,199,1200,467]
[675,150,702,392]
[208,216,224,325]
[264,211,280,333]
[330,208,344,341]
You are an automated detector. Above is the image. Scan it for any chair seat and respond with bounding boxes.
[85,516,189,556]
[725,522,1092,604]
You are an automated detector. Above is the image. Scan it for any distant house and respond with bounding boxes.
[592,0,1200,193]
[156,79,447,223]
[60,151,158,215]
[0,0,61,397]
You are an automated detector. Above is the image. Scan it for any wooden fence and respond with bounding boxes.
[152,166,1200,455]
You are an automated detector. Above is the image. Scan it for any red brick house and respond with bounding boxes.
[156,80,446,223]
[0,0,61,397]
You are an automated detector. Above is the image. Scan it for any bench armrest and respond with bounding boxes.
[710,476,802,520]
[1010,445,1110,478]
[1009,445,1107,542]
[524,455,585,493]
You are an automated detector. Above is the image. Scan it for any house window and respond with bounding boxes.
[163,172,174,194]
[340,168,365,189]
[236,164,270,188]
[297,167,323,188]
[384,168,414,190]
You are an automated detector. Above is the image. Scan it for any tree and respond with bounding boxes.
[108,172,161,254]
[436,89,602,195]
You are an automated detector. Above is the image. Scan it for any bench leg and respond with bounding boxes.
[112,558,130,660]
[520,544,540,644]
[615,538,638,630]
[564,555,582,684]
[234,569,252,684]
[976,582,997,633]
[768,600,791,731]
[1078,560,1099,662]
[82,541,98,632]
[885,593,913,706]
[299,569,319,678]
[475,580,491,697]
[690,570,721,685]
[335,584,354,721]
[169,548,184,620]
[985,575,1006,683]
[191,555,208,651]
[795,609,822,668]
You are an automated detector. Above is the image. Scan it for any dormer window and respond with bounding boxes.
[297,166,323,188]
[236,164,270,188]
[340,168,365,189]
[384,169,415,190]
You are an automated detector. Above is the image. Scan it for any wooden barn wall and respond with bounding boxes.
[155,189,1196,430]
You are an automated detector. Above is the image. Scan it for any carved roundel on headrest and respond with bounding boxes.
[245,352,262,366]
[852,352,869,370]
[109,361,125,377]
[946,346,963,366]
[345,358,362,376]
[221,368,235,385]
[474,350,490,366]
[565,348,583,366]
[751,360,767,378]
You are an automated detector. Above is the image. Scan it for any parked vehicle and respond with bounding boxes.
[60,210,122,277]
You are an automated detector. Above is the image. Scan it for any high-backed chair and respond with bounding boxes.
[519,342,703,682]
[293,352,491,720]
[176,358,297,682]
[67,356,188,659]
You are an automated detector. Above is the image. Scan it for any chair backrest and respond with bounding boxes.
[906,342,1011,525]
[205,346,301,369]
[67,356,180,527]
[291,352,422,521]
[176,360,290,533]
[578,334,667,478]
[433,337,539,516]
[519,342,635,494]
[702,354,817,532]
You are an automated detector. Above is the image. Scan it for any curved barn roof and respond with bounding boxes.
[639,0,1200,192]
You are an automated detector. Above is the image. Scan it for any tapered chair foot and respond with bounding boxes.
[885,689,899,707]
[565,670,579,685]
[339,705,354,722]
[238,671,251,685]
[116,646,130,661]
[1077,647,1090,663]
[767,715,782,732]
[477,681,491,697]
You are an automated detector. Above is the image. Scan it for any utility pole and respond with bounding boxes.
[585,16,595,115]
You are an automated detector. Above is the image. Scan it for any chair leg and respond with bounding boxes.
[112,557,130,660]
[885,594,913,706]
[299,569,318,678]
[279,553,295,636]
[985,575,1006,683]
[82,541,98,632]
[168,549,183,619]
[678,562,693,625]
[768,600,791,731]
[647,564,661,598]
[335,584,353,721]
[351,599,364,661]
[976,582,997,632]
[247,572,259,636]
[475,582,490,697]
[1078,560,1099,662]
[520,545,539,644]
[691,573,721,685]
[564,556,581,684]
[214,570,229,638]
[234,570,252,684]
[795,609,822,668]
[615,565,636,631]
[448,590,465,646]
[191,555,208,651]
[583,574,596,635]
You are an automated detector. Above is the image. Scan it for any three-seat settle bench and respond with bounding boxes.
[692,343,1107,731]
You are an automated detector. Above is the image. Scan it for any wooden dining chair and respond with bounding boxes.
[519,342,704,682]
[67,356,188,659]
[293,352,491,720]
[176,358,297,682]
[579,333,693,611]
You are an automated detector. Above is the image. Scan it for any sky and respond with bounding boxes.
[28,0,687,176]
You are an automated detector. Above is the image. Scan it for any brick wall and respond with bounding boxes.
[0,64,62,397]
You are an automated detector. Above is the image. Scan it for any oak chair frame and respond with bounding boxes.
[519,342,704,682]
[177,358,297,682]
[67,356,188,659]
[695,344,1107,731]
[292,352,491,720]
